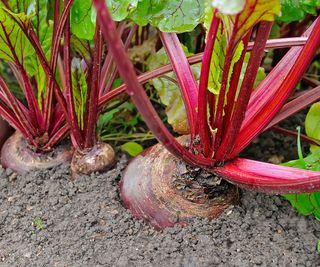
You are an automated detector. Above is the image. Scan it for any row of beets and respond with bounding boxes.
[0,0,320,229]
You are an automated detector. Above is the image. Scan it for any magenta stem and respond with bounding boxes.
[197,9,219,156]
[216,22,272,161]
[84,26,103,148]
[64,6,83,149]
[160,32,199,139]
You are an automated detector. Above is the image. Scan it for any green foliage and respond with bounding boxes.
[283,103,320,220]
[97,100,154,144]
[121,141,143,157]
[129,0,204,33]
[32,217,46,231]
[0,61,24,100]
[279,0,320,22]
[305,102,320,153]
[71,0,96,41]
[0,8,34,62]
[96,107,120,134]
[204,4,267,96]
[71,59,88,130]
[0,1,53,107]
[71,0,205,39]
[148,46,201,134]
[284,193,320,219]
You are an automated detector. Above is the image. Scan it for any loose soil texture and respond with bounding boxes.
[0,113,319,266]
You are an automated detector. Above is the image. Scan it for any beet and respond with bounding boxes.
[71,141,115,177]
[1,131,73,174]
[120,138,239,229]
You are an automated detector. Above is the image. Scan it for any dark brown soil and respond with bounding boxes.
[0,113,319,266]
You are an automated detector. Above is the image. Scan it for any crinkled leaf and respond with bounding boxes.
[121,141,143,157]
[235,0,280,44]
[148,46,200,134]
[71,58,88,130]
[129,0,204,33]
[279,0,320,22]
[74,0,204,39]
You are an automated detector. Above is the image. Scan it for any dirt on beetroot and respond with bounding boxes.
[0,113,319,267]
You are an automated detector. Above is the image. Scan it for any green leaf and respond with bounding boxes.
[71,58,88,130]
[0,8,34,62]
[26,20,53,108]
[279,0,320,22]
[216,0,280,46]
[71,0,96,40]
[305,102,320,153]
[283,193,320,217]
[75,0,205,39]
[282,107,320,220]
[71,0,139,40]
[96,107,120,134]
[129,0,205,33]
[148,46,201,134]
[121,141,143,157]
[107,0,139,21]
[3,1,53,108]
[205,5,245,96]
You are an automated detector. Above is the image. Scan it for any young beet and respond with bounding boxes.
[94,0,320,229]
[0,1,74,173]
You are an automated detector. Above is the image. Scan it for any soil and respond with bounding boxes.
[0,114,320,266]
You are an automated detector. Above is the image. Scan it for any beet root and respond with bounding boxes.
[120,137,239,230]
[1,131,73,174]
[0,117,13,151]
[71,141,115,177]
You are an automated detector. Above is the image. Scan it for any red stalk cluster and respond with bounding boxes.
[94,0,320,194]
[0,0,136,155]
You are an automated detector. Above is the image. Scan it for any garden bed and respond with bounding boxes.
[0,125,319,266]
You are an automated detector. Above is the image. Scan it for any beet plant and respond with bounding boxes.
[92,0,320,229]
[0,0,74,173]
[0,0,137,175]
